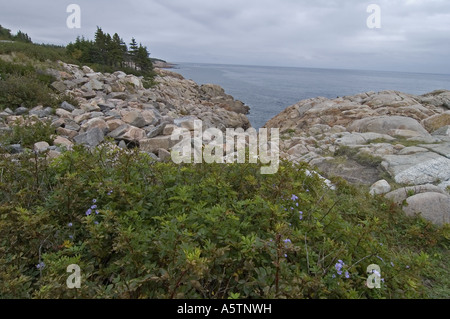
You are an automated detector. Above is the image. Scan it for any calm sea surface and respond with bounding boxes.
[174,63,450,129]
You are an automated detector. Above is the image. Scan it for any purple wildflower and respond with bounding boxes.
[86,208,92,216]
[68,222,73,227]
[36,262,45,269]
[92,199,97,204]
[291,194,299,201]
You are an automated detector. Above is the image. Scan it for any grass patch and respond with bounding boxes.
[334,145,383,168]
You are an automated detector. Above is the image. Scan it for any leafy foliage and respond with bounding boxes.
[0,141,448,299]
[0,117,55,148]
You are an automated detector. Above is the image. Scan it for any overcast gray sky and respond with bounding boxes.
[1,0,449,74]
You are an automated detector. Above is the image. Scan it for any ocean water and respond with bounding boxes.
[174,63,450,129]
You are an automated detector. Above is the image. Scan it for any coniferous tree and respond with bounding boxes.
[14,30,32,43]
[135,44,153,73]
[128,38,139,69]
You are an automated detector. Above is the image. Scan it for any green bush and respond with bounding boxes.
[0,117,55,148]
[0,141,448,299]
[0,74,57,110]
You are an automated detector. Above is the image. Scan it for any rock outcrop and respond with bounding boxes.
[0,63,251,161]
[264,89,450,225]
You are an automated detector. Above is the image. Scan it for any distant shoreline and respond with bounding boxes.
[152,59,177,69]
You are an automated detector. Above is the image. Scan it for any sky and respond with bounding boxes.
[0,0,449,74]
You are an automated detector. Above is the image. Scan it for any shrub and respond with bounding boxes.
[0,74,58,110]
[0,117,55,148]
[0,141,448,299]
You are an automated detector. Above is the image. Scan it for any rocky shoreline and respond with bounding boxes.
[0,62,449,225]
[0,62,250,159]
[265,89,450,225]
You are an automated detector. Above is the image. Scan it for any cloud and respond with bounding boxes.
[0,0,448,73]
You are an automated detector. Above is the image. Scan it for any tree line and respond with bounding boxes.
[66,27,153,75]
[0,25,32,43]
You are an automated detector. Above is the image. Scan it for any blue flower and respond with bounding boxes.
[94,221,99,225]
[107,190,113,196]
[36,262,45,269]
[345,271,350,279]
[284,254,288,258]
[91,205,97,209]
[291,194,299,201]
[283,239,292,244]
[95,210,100,215]
[68,222,73,227]
[86,208,92,216]
[332,274,336,279]
[69,235,74,239]
[295,202,299,207]
[92,199,97,204]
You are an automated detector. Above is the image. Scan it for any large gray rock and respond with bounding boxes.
[121,126,146,142]
[386,184,447,205]
[421,111,450,133]
[334,132,395,146]
[419,143,450,159]
[382,152,450,185]
[146,124,166,138]
[348,116,431,138]
[60,101,75,112]
[403,192,450,226]
[174,116,199,131]
[74,127,105,148]
[51,81,67,93]
[108,124,130,139]
[81,118,109,134]
[140,136,178,153]
[82,79,104,91]
[122,111,147,128]
[432,125,450,137]
[14,106,28,115]
[29,106,53,118]
[34,141,50,153]
[370,180,391,195]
